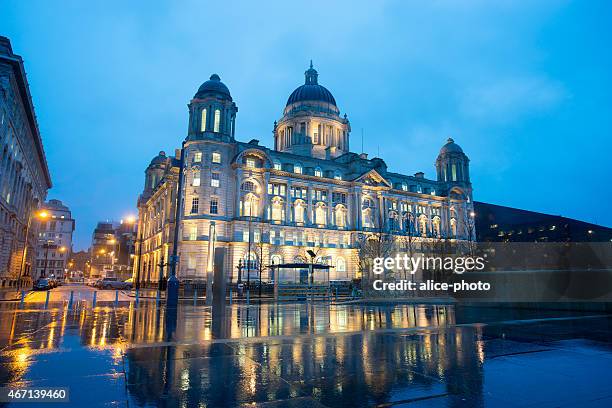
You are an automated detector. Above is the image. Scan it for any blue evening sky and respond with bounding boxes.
[2,1,611,250]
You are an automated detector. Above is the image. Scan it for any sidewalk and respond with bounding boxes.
[0,287,30,301]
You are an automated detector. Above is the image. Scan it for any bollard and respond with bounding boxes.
[193,289,197,306]
[115,290,119,307]
[45,290,50,309]
[229,289,233,305]
[20,290,25,308]
[92,290,97,308]
[68,290,74,309]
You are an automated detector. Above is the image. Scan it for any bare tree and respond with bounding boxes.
[355,200,396,291]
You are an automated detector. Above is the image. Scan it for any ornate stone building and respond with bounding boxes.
[0,37,52,287]
[134,65,474,286]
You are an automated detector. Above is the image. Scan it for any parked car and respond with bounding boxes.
[95,277,132,290]
[34,279,51,291]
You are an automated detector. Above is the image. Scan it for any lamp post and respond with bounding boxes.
[167,140,186,309]
[17,209,48,290]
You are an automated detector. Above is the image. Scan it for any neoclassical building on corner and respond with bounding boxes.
[133,64,474,285]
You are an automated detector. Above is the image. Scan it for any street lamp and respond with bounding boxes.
[17,210,49,289]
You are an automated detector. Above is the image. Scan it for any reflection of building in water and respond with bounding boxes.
[133,65,475,287]
[123,304,484,407]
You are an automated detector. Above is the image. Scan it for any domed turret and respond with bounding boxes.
[436,138,471,198]
[275,62,350,159]
[144,151,169,197]
[194,74,232,100]
[188,74,238,142]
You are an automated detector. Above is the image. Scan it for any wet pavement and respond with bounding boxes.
[0,292,611,407]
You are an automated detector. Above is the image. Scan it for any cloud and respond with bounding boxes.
[459,76,568,122]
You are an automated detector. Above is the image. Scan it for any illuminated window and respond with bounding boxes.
[401,182,408,191]
[334,171,342,180]
[294,163,302,174]
[211,172,220,187]
[271,198,283,221]
[194,152,202,163]
[314,167,322,177]
[210,198,218,214]
[452,164,457,181]
[294,201,305,223]
[189,226,197,240]
[200,109,207,132]
[246,158,256,168]
[335,205,346,227]
[336,257,346,276]
[212,152,221,163]
[192,173,201,187]
[315,205,326,226]
[213,109,221,132]
[274,160,281,170]
[190,197,199,214]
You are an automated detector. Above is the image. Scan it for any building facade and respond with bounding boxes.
[134,65,474,286]
[34,199,74,280]
[0,36,52,287]
[89,220,137,280]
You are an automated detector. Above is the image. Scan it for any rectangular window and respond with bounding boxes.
[200,109,207,132]
[210,198,218,214]
[452,164,457,181]
[190,197,199,214]
[254,230,260,243]
[211,172,220,187]
[212,152,221,163]
[192,175,201,187]
[274,161,282,170]
[246,158,256,168]
[269,230,276,244]
[194,152,202,163]
[189,226,197,240]
[242,230,249,242]
[214,109,221,132]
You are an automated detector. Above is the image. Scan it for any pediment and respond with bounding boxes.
[354,169,392,188]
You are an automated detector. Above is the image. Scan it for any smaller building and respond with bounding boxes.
[34,199,74,280]
[90,220,137,280]
[474,201,612,242]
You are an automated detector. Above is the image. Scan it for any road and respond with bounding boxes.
[25,283,133,303]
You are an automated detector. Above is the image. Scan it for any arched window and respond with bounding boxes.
[294,200,305,223]
[241,181,255,192]
[432,216,441,238]
[213,109,221,132]
[419,215,428,236]
[401,182,408,191]
[314,167,322,177]
[315,203,326,226]
[388,211,399,230]
[450,218,457,237]
[335,205,346,228]
[270,254,282,265]
[200,109,207,132]
[271,197,284,222]
[294,163,302,174]
[334,170,342,180]
[362,198,375,228]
